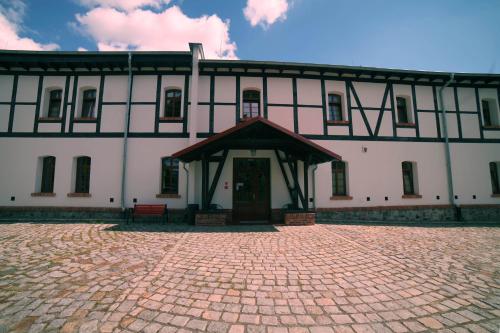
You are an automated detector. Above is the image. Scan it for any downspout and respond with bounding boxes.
[438,73,459,220]
[183,162,189,209]
[311,164,318,210]
[120,52,133,213]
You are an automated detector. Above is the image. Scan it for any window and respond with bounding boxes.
[40,156,56,193]
[396,97,409,123]
[402,161,416,195]
[242,90,260,119]
[47,89,62,118]
[164,89,182,117]
[490,162,500,195]
[328,94,343,121]
[75,156,91,193]
[161,157,179,194]
[331,161,347,196]
[81,89,96,118]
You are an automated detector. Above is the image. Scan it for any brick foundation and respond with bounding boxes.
[284,212,316,226]
[195,212,227,226]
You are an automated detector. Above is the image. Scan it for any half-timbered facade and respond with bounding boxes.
[0,43,499,222]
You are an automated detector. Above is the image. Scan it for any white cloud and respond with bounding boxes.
[77,0,171,12]
[77,47,88,51]
[75,5,237,59]
[243,0,289,28]
[0,0,58,50]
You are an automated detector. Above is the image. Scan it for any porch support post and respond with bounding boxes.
[303,157,309,212]
[201,154,209,210]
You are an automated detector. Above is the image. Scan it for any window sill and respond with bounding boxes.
[483,125,500,129]
[491,194,500,198]
[159,117,183,122]
[31,192,56,197]
[67,193,91,197]
[326,120,349,125]
[74,117,97,122]
[330,195,353,200]
[38,117,62,122]
[397,122,416,127]
[156,193,181,198]
[240,116,259,122]
[402,194,422,199]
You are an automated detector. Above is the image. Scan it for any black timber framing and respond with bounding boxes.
[374,83,390,136]
[60,76,71,133]
[274,150,297,208]
[182,75,190,133]
[209,75,215,133]
[235,75,240,123]
[96,75,105,133]
[348,81,373,136]
[292,77,298,133]
[7,75,18,132]
[389,82,397,137]
[69,76,78,133]
[33,75,44,133]
[201,155,209,210]
[432,86,442,138]
[303,156,310,211]
[207,149,228,206]
[411,83,420,138]
[345,80,354,136]
[154,74,161,133]
[321,78,328,135]
[454,86,463,139]
[475,87,484,140]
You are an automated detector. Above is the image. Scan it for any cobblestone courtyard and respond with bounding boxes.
[0,222,498,333]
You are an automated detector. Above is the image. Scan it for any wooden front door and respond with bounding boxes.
[233,158,270,223]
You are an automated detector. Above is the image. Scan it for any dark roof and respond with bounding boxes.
[0,50,193,70]
[172,117,341,164]
[200,59,500,84]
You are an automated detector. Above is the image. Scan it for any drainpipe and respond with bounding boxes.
[183,162,189,211]
[438,73,459,220]
[311,164,318,210]
[120,52,133,213]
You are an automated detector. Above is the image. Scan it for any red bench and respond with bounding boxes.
[128,204,168,224]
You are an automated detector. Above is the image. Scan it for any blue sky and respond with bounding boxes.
[1,0,500,73]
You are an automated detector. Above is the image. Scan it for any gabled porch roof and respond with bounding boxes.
[172,117,341,164]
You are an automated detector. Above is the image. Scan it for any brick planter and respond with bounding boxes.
[284,212,316,226]
[195,212,226,226]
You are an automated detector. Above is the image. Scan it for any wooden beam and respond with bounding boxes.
[207,149,228,206]
[274,150,296,208]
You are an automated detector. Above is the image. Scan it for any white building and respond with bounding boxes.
[0,43,499,223]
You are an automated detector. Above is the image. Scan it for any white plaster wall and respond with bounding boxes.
[419,113,438,137]
[103,75,128,102]
[298,107,322,134]
[0,138,123,207]
[196,105,210,133]
[314,141,449,208]
[460,114,480,138]
[12,105,35,132]
[451,143,500,205]
[397,127,417,137]
[131,75,156,102]
[101,105,126,132]
[457,87,476,111]
[377,111,394,137]
[215,76,236,103]
[327,126,350,136]
[73,123,97,133]
[0,105,9,132]
[441,87,456,111]
[214,105,235,132]
[0,75,13,101]
[267,78,292,104]
[38,123,62,133]
[353,82,387,108]
[351,110,370,136]
[415,85,434,110]
[268,106,294,131]
[297,79,321,105]
[198,76,210,102]
[16,76,38,103]
[129,105,155,132]
[159,123,183,133]
[443,114,459,138]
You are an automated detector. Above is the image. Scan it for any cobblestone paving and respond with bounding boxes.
[0,222,498,333]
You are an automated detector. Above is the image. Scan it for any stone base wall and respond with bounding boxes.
[284,212,316,226]
[0,206,124,221]
[195,212,227,226]
[460,205,500,221]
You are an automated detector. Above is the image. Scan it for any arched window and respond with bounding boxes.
[396,96,410,123]
[47,89,62,118]
[242,90,260,119]
[81,89,97,118]
[331,160,347,196]
[40,156,56,193]
[75,156,91,193]
[161,157,179,194]
[328,93,343,121]
[164,89,182,117]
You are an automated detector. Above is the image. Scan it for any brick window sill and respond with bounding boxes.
[402,194,422,199]
[397,122,416,127]
[492,194,500,198]
[484,125,500,129]
[326,120,350,125]
[156,193,181,198]
[31,192,56,197]
[74,117,97,121]
[67,193,92,198]
[159,117,183,121]
[330,195,353,200]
